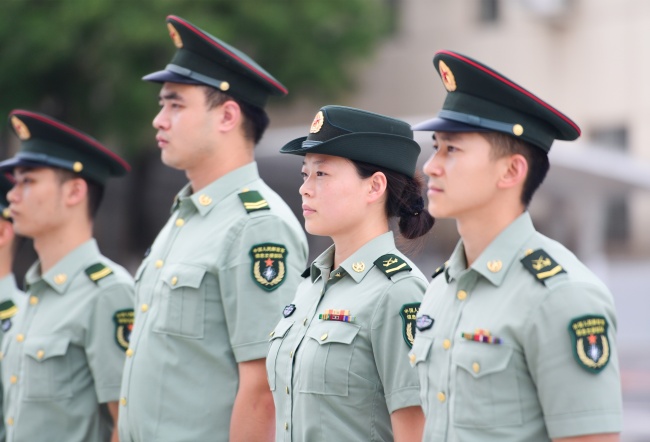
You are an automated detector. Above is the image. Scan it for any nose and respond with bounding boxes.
[7,183,18,204]
[423,151,442,178]
[299,176,312,197]
[152,107,168,131]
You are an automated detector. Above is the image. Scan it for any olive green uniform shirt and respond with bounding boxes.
[1,240,134,442]
[119,162,308,442]
[411,212,622,441]
[0,274,22,442]
[268,232,426,441]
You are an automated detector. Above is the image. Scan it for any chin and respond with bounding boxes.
[304,220,329,237]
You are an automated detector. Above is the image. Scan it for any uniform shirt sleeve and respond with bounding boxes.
[221,215,307,363]
[85,278,135,403]
[370,275,426,413]
[523,281,623,438]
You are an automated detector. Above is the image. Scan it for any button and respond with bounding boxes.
[409,353,416,363]
[269,331,275,337]
[284,422,289,431]
[155,260,164,268]
[141,304,149,312]
[175,218,185,227]
[9,375,17,384]
[36,350,45,360]
[320,333,328,341]
[457,290,467,301]
[442,339,451,350]
[6,417,13,426]
[126,348,134,357]
[73,161,83,172]
[473,362,480,374]
[303,318,308,326]
[29,296,39,305]
[285,386,290,394]
[0,351,3,361]
[120,397,127,406]
[171,276,178,286]
[289,350,293,358]
[437,392,446,402]
[16,334,24,343]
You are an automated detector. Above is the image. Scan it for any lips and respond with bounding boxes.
[302,204,316,216]
[156,135,168,148]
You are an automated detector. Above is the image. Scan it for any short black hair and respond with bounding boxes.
[53,168,105,219]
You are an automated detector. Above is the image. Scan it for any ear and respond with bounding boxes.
[366,171,388,204]
[0,220,15,249]
[62,177,89,208]
[497,153,528,190]
[217,100,242,133]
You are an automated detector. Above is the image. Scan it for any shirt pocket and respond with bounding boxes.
[266,320,294,392]
[153,263,207,339]
[410,336,434,412]
[23,336,72,401]
[453,341,523,428]
[298,321,361,397]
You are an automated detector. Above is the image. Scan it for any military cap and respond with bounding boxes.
[412,50,581,152]
[143,15,287,109]
[0,110,130,185]
[280,105,421,178]
[0,173,14,220]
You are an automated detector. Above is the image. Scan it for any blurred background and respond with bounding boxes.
[1,0,648,439]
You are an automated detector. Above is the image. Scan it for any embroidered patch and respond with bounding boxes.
[238,190,270,213]
[569,315,610,374]
[113,309,134,352]
[416,315,434,331]
[250,243,288,291]
[0,300,17,333]
[319,309,354,323]
[85,263,113,284]
[373,254,412,279]
[400,303,420,348]
[283,304,296,318]
[521,249,566,284]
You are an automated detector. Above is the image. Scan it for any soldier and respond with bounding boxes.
[410,50,622,441]
[0,110,134,442]
[267,105,434,441]
[118,15,308,442]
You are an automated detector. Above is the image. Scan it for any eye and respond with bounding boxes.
[316,171,325,177]
[300,171,308,180]
[432,144,440,153]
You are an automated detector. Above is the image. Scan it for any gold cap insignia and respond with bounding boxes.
[513,124,524,136]
[487,260,502,273]
[310,111,324,134]
[11,116,31,140]
[73,162,83,172]
[439,60,457,92]
[167,23,183,48]
[351,262,365,273]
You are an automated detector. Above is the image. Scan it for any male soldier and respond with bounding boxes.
[118,16,308,442]
[0,110,134,442]
[410,50,622,441]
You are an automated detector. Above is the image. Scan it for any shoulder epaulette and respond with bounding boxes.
[431,261,448,279]
[238,190,270,213]
[0,300,17,320]
[374,254,412,279]
[85,263,114,284]
[301,267,311,278]
[520,248,566,285]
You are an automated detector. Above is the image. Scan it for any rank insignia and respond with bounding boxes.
[416,315,434,331]
[250,243,288,291]
[319,309,354,323]
[569,315,610,373]
[0,300,17,332]
[283,304,296,318]
[85,263,113,284]
[400,303,420,348]
[431,261,448,279]
[374,254,412,279]
[113,309,134,352]
[521,249,566,284]
[238,190,270,213]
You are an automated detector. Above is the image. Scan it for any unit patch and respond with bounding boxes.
[521,249,566,284]
[113,309,134,352]
[374,254,412,279]
[0,300,17,332]
[283,304,296,318]
[250,243,288,291]
[238,190,270,213]
[569,315,610,374]
[85,263,113,284]
[400,303,420,348]
[416,315,434,332]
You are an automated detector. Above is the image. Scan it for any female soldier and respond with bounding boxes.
[267,105,434,441]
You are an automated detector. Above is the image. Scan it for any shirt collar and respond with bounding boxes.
[26,239,101,294]
[171,162,261,216]
[0,274,18,301]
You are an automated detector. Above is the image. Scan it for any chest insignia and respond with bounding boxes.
[521,249,566,284]
[400,303,420,348]
[461,328,502,345]
[416,314,434,331]
[374,254,412,279]
[283,304,296,318]
[568,315,610,374]
[85,263,114,284]
[0,300,17,332]
[113,309,134,352]
[238,190,270,213]
[250,243,288,291]
[319,309,355,323]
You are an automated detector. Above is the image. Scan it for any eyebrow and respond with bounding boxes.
[433,132,457,142]
[159,91,183,101]
[302,159,327,166]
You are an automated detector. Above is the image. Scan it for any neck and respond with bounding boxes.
[33,221,93,274]
[0,250,13,280]
[187,137,255,192]
[331,218,389,268]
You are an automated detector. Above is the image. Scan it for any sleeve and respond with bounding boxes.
[523,281,623,438]
[220,215,308,363]
[85,278,135,403]
[370,275,427,413]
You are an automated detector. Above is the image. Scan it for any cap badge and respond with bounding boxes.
[309,111,324,134]
[167,23,183,48]
[439,60,457,92]
[11,116,31,140]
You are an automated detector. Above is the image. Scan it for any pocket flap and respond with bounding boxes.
[409,336,434,366]
[161,264,207,289]
[269,319,294,341]
[455,341,513,378]
[24,336,70,362]
[306,322,360,345]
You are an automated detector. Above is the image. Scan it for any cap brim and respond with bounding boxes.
[411,117,491,133]
[142,70,204,85]
[0,157,46,173]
